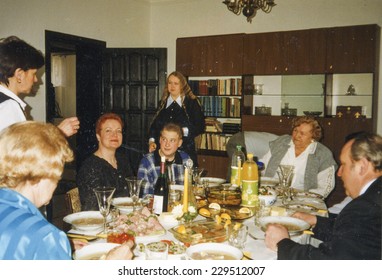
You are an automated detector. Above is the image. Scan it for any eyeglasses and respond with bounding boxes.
[103,128,123,136]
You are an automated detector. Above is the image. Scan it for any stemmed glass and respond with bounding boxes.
[192,167,205,186]
[126,177,144,212]
[276,165,295,204]
[93,187,116,234]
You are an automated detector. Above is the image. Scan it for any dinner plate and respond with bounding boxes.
[112,197,147,214]
[259,216,310,235]
[186,243,243,260]
[63,211,105,232]
[200,177,226,187]
[73,243,120,260]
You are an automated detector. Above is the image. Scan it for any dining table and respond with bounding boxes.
[66,187,328,260]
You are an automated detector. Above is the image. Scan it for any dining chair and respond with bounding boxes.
[65,187,82,213]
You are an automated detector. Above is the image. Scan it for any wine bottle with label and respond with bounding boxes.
[153,156,169,214]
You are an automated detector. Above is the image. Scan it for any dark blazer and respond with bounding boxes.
[277,176,382,259]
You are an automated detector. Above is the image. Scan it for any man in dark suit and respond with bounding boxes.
[264,132,382,259]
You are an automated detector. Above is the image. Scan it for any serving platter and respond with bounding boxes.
[63,211,105,232]
[198,206,254,220]
[169,221,227,245]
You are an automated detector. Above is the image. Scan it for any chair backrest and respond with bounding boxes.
[65,187,81,213]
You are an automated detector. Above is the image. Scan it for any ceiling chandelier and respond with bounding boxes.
[222,0,276,23]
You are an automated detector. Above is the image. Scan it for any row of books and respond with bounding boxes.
[189,78,242,96]
[198,133,232,151]
[199,96,241,117]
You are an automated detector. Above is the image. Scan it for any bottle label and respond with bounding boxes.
[230,166,243,186]
[153,195,164,215]
[241,180,259,206]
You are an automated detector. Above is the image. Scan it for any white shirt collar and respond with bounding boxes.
[166,95,182,108]
[0,84,27,109]
[359,178,377,196]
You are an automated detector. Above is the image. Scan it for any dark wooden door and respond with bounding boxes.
[102,48,167,154]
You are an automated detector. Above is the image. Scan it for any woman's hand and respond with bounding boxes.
[149,142,157,153]
[292,211,317,227]
[71,239,89,251]
[58,117,80,137]
[105,240,134,260]
[264,224,290,251]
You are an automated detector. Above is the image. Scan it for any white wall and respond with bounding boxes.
[1,0,381,133]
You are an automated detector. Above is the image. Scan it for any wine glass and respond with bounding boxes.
[126,177,144,212]
[192,167,205,185]
[277,165,295,204]
[93,187,116,234]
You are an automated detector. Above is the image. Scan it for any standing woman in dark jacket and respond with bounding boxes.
[148,71,205,166]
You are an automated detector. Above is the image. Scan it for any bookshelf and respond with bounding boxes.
[189,76,242,153]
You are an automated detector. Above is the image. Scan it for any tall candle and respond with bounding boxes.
[183,168,189,213]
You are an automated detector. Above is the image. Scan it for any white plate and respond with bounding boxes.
[259,216,310,235]
[201,177,226,187]
[260,177,279,187]
[112,197,146,214]
[186,243,243,260]
[73,243,119,260]
[63,211,105,232]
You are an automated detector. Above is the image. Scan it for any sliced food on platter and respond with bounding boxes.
[63,211,105,232]
[112,207,166,241]
[170,221,227,245]
[198,205,254,220]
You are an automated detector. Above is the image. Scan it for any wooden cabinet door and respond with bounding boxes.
[176,34,244,76]
[243,32,283,75]
[281,29,327,74]
[326,25,378,73]
[198,154,229,179]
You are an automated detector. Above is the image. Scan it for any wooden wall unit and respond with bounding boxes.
[176,24,380,201]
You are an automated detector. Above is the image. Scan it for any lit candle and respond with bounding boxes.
[183,168,188,213]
